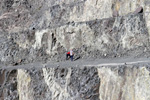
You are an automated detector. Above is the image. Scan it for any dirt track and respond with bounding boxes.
[1,57,150,70]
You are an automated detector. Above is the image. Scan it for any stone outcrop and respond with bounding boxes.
[1,64,150,100]
[0,69,18,100]
[1,0,150,100]
[0,0,150,65]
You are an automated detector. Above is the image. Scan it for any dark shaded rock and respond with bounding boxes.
[0,69,18,100]
[134,6,143,14]
[70,67,100,100]
[4,0,14,9]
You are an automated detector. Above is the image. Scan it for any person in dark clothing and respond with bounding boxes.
[70,49,74,61]
[66,49,74,61]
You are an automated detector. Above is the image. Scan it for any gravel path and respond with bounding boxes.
[1,57,150,70]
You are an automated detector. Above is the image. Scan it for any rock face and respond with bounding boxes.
[1,0,150,100]
[0,69,18,100]
[1,64,150,100]
[0,0,150,65]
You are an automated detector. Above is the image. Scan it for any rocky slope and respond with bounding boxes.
[1,0,150,100]
[1,61,150,100]
[0,0,150,65]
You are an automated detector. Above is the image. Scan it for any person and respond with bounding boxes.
[66,49,74,61]
[70,49,74,61]
[66,51,70,60]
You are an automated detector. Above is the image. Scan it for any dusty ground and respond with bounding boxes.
[1,56,150,70]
